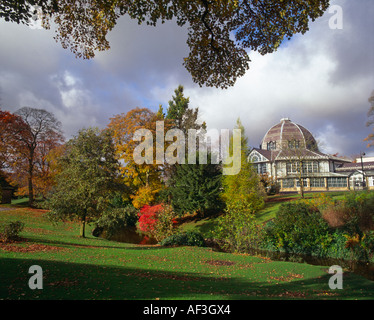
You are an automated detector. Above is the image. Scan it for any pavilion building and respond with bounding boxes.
[248,118,374,193]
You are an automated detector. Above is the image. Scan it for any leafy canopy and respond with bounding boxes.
[1,0,330,88]
[47,127,119,237]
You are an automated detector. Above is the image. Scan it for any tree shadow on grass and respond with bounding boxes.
[1,256,373,301]
[19,235,171,251]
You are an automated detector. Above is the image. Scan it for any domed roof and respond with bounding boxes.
[261,118,318,151]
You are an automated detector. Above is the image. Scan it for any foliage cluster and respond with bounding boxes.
[2,87,267,243]
[160,231,206,248]
[94,206,139,239]
[169,154,224,217]
[262,192,374,262]
[214,203,263,253]
[213,192,374,263]
[220,119,266,214]
[1,1,330,89]
[137,204,177,242]
[263,202,331,256]
[0,221,24,242]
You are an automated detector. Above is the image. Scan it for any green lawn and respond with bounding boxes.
[1,204,373,300]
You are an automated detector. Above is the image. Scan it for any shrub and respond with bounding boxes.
[160,231,206,247]
[137,203,177,242]
[301,192,335,211]
[264,202,331,256]
[213,203,263,253]
[322,201,350,229]
[321,192,374,234]
[137,204,163,236]
[0,221,25,242]
[94,206,139,239]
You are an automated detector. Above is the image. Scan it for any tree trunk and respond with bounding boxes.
[80,213,87,238]
[28,169,34,207]
[28,152,34,207]
[300,182,305,199]
[80,220,86,238]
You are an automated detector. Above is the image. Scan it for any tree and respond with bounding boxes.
[169,152,223,217]
[13,107,63,206]
[166,85,206,133]
[107,107,169,207]
[0,107,63,206]
[0,110,28,173]
[213,119,265,252]
[1,0,330,88]
[47,127,119,238]
[221,118,266,214]
[163,85,207,182]
[365,90,374,147]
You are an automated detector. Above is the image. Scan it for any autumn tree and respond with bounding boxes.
[1,0,329,88]
[1,108,63,205]
[47,127,119,238]
[108,107,171,208]
[11,107,64,206]
[0,110,28,173]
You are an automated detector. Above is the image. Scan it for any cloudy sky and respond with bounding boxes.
[1,0,373,159]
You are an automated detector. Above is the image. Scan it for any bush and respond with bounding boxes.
[94,206,139,239]
[0,221,25,242]
[213,204,263,253]
[321,191,374,234]
[263,199,374,262]
[264,202,331,256]
[137,203,177,242]
[160,231,206,247]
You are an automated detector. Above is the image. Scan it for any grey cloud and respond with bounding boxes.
[327,0,374,84]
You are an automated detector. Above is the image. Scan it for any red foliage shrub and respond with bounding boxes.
[137,203,177,241]
[137,204,164,234]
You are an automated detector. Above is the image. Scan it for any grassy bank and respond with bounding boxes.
[178,192,348,237]
[1,205,373,300]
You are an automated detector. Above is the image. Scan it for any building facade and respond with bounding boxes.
[248,118,374,193]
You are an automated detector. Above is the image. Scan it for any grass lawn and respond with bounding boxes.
[1,204,373,300]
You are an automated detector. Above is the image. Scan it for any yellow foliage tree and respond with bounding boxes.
[107,107,172,207]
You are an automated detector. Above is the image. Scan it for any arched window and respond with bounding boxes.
[288,139,300,149]
[267,141,276,151]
